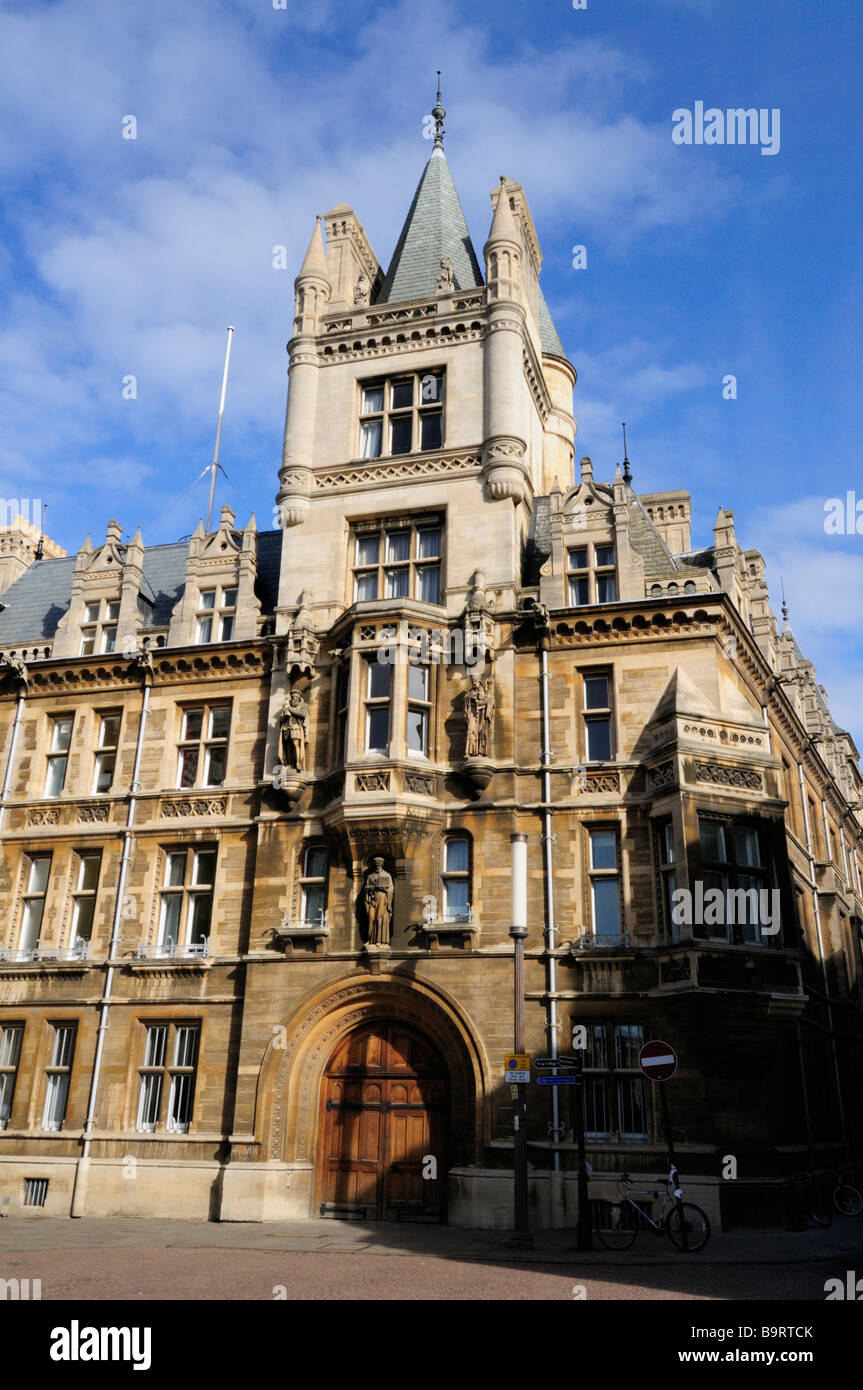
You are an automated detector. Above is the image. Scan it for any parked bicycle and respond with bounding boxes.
[829,1166,863,1218]
[782,1171,832,1230]
[594,1165,710,1252]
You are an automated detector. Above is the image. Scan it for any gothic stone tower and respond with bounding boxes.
[0,99,861,1230]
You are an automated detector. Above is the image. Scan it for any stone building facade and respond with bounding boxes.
[1,113,861,1230]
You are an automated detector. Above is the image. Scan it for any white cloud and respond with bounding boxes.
[743,496,863,744]
[0,0,784,553]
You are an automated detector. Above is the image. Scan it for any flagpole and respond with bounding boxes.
[206,326,235,532]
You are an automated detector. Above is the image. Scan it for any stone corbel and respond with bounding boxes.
[482,435,529,503]
[276,467,313,528]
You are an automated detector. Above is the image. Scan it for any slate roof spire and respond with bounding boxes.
[378,84,484,305]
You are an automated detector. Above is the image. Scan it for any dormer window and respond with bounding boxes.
[196,587,238,644]
[567,543,617,606]
[359,371,444,459]
[80,599,120,655]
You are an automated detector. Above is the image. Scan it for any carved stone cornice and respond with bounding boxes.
[318,319,485,367]
[10,642,270,694]
[150,643,270,683]
[313,449,481,493]
[22,660,146,694]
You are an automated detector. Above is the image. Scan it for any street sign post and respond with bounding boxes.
[505,1052,530,1084]
[639,1040,679,1169]
[638,1040,677,1082]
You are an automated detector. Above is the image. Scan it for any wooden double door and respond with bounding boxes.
[317,1023,447,1221]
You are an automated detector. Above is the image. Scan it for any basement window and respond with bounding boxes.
[23,1178,48,1207]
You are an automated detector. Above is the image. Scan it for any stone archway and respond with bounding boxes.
[256,973,486,1218]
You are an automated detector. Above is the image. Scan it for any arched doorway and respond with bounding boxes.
[316,1021,448,1221]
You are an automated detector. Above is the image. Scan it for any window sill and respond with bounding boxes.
[354,447,444,465]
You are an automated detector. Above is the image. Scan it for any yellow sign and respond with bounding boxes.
[505,1053,530,1072]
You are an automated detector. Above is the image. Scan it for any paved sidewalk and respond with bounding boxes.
[2,1214,861,1266]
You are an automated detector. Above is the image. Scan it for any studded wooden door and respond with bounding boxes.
[317,1023,447,1221]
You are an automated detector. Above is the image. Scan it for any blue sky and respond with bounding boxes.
[1,0,861,737]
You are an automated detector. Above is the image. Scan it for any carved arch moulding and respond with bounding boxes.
[254,973,488,1169]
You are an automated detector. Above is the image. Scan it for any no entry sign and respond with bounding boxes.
[638,1039,677,1082]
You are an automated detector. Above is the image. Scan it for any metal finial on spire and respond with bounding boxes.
[781,577,789,629]
[34,502,46,561]
[432,71,446,150]
[621,423,632,484]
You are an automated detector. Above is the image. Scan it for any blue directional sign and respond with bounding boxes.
[536,1075,576,1086]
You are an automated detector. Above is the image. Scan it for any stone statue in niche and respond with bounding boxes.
[364,856,394,946]
[464,673,495,759]
[436,257,454,292]
[354,273,370,306]
[279,687,310,773]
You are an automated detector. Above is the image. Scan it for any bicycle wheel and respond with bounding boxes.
[808,1199,832,1229]
[667,1202,710,1252]
[594,1200,639,1250]
[833,1183,863,1218]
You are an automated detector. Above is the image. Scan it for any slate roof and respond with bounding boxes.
[626,489,679,578]
[377,149,484,304]
[537,286,566,358]
[677,548,717,570]
[0,530,284,647]
[0,556,77,643]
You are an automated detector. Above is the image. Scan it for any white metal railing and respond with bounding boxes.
[136,939,210,960]
[0,939,89,963]
[424,905,475,928]
[572,930,630,950]
[276,912,329,935]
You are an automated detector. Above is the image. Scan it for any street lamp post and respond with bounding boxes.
[509,832,533,1249]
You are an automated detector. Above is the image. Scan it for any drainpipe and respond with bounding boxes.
[71,663,151,1216]
[534,607,564,1228]
[797,760,847,1151]
[838,823,849,885]
[0,682,26,830]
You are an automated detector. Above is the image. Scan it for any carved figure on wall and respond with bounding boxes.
[1,651,28,687]
[467,568,494,612]
[354,273,370,306]
[364,856,394,945]
[134,639,153,674]
[464,673,495,759]
[293,589,314,631]
[279,687,310,772]
[436,257,454,292]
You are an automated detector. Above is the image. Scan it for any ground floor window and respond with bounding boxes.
[42,1023,76,1131]
[0,1024,23,1129]
[580,1022,648,1141]
[136,1022,200,1134]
